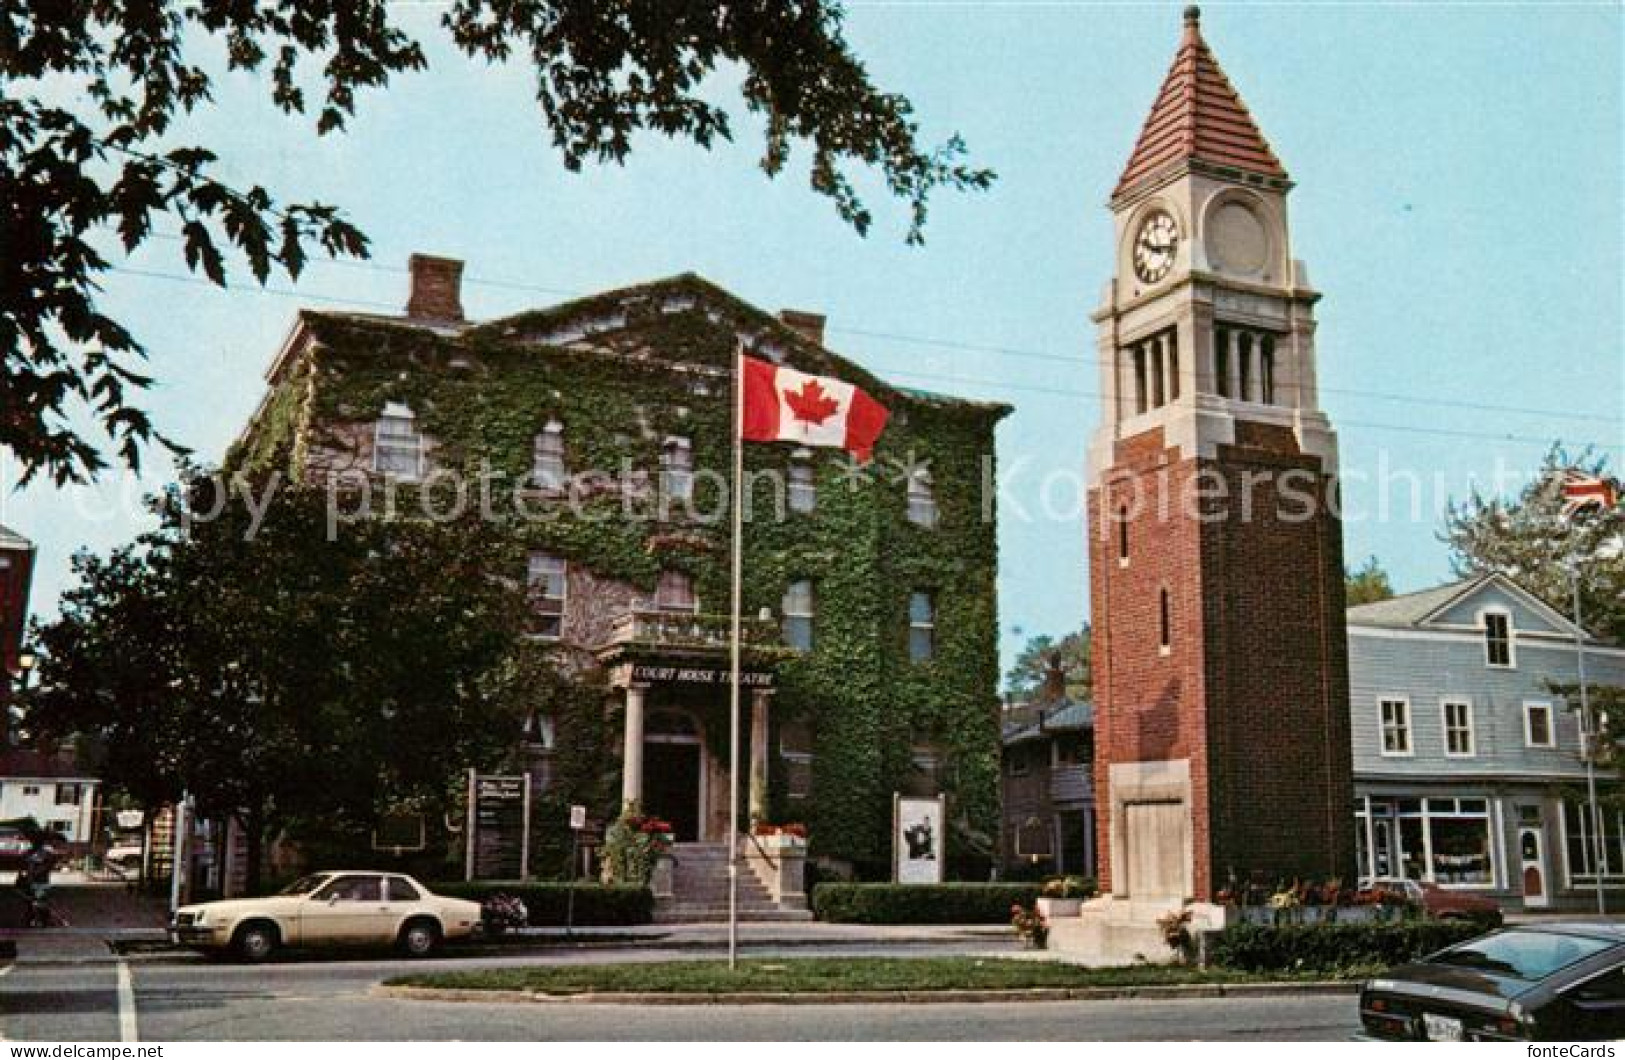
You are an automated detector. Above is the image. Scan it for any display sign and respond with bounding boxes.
[629,663,773,687]
[893,793,946,884]
[570,804,587,831]
[466,771,531,881]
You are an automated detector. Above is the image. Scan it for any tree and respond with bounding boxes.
[1345,555,1395,607]
[1441,446,1625,644]
[29,472,538,890]
[4,2,995,487]
[1544,679,1625,805]
[1004,628,1092,703]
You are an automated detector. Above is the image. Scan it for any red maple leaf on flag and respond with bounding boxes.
[783,379,841,425]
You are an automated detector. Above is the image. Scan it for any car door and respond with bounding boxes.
[301,874,385,944]
[381,875,428,939]
[1561,964,1625,1041]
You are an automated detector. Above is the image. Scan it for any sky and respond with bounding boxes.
[8,1,1623,676]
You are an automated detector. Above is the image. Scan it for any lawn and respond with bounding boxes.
[388,957,1354,996]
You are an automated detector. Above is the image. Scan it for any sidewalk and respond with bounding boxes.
[1,880,170,964]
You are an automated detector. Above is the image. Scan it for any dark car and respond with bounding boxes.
[1359,923,1625,1041]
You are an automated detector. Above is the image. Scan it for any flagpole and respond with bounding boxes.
[728,345,745,969]
[1571,557,1607,916]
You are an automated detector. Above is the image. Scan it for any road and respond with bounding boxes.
[0,948,1359,1041]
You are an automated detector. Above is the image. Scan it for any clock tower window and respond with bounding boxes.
[1124,328,1180,416]
[1213,325,1280,404]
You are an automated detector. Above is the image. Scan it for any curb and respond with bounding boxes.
[374,980,1358,1006]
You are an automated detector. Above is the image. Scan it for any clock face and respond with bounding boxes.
[1133,211,1180,284]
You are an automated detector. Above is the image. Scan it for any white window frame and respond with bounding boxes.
[1441,698,1475,758]
[1378,697,1412,757]
[1480,608,1515,668]
[531,420,567,490]
[787,453,817,514]
[1524,700,1556,749]
[526,552,567,640]
[21,784,39,797]
[906,468,938,528]
[782,579,815,651]
[661,437,694,503]
[372,402,425,480]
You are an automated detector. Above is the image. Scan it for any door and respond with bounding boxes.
[1519,826,1550,909]
[1121,799,1186,900]
[644,743,702,841]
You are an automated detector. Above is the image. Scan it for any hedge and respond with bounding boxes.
[1207,920,1487,974]
[427,882,653,926]
[811,883,1040,924]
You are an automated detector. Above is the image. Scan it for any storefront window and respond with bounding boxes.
[1564,801,1625,881]
[1357,796,1494,887]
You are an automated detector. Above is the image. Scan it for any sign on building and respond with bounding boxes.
[893,793,946,884]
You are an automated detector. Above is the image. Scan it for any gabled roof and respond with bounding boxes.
[1001,698,1095,746]
[1114,7,1289,201]
[1347,572,1589,640]
[0,524,32,551]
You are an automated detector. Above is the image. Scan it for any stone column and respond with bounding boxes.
[748,688,774,823]
[1246,331,1262,403]
[1149,339,1164,408]
[1226,329,1242,401]
[1165,332,1179,401]
[621,683,647,808]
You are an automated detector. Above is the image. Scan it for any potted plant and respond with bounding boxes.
[1010,902,1049,950]
[1035,874,1094,918]
[1157,908,1196,964]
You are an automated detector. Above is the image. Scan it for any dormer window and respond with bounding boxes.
[906,468,938,528]
[532,420,567,489]
[1483,611,1513,668]
[661,437,693,503]
[374,403,424,480]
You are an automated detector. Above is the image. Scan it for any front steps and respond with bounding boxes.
[653,841,813,923]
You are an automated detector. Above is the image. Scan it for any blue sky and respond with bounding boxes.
[8,2,1622,674]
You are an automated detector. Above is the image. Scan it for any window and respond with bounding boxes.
[1564,800,1624,882]
[661,437,693,503]
[1363,796,1494,886]
[1259,335,1276,404]
[782,580,815,651]
[655,571,697,613]
[21,785,39,797]
[1008,749,1030,777]
[1214,330,1231,399]
[48,820,71,835]
[1525,701,1555,748]
[522,710,556,749]
[908,591,936,662]
[1442,699,1475,757]
[54,784,82,806]
[1117,506,1130,565]
[531,420,567,489]
[386,877,423,902]
[527,552,567,640]
[1133,347,1148,413]
[906,468,938,528]
[1238,332,1253,401]
[779,719,814,800]
[1158,588,1171,653]
[314,875,381,902]
[373,403,424,479]
[1379,698,1411,756]
[1483,610,1513,667]
[788,452,816,513]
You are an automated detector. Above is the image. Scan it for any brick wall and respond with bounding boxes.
[1090,426,1356,899]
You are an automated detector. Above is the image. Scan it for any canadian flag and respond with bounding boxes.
[740,354,889,462]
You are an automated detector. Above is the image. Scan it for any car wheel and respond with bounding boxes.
[398,919,440,958]
[233,922,278,963]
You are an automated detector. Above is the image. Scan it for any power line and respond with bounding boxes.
[103,261,1621,453]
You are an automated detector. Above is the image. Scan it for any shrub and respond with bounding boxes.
[428,882,653,926]
[811,883,1041,924]
[1207,920,1486,974]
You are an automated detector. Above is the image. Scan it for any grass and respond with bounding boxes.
[388,957,1362,995]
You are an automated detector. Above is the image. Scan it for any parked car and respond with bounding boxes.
[171,870,483,961]
[0,828,30,870]
[104,842,144,870]
[1358,923,1625,1041]
[1360,877,1502,926]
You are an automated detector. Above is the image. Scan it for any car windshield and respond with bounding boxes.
[1432,930,1616,981]
[277,874,331,896]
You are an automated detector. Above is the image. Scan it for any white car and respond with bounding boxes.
[171,870,483,961]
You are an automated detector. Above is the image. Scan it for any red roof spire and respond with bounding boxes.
[1113,6,1289,201]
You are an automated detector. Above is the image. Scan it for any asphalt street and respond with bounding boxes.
[0,947,1360,1041]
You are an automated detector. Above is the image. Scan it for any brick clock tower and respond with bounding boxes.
[1087,7,1356,905]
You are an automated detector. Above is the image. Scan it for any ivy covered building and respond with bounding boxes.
[230,256,1009,882]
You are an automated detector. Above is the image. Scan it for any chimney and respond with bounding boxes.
[406,254,465,321]
[778,309,826,347]
[1038,651,1068,706]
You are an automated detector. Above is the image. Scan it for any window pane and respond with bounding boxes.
[909,627,934,662]
[789,463,816,513]
[656,571,696,613]
[1430,815,1492,884]
[784,616,813,651]
[909,592,934,625]
[387,877,422,902]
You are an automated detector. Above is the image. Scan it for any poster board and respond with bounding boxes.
[893,793,946,884]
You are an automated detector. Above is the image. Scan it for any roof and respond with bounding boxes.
[1114,6,1289,201]
[1346,579,1476,629]
[0,524,32,551]
[1001,698,1095,745]
[0,750,96,781]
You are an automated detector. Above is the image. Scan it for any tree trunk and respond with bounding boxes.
[241,802,266,896]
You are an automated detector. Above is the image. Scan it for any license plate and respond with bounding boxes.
[1423,1014,1464,1042]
